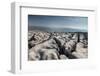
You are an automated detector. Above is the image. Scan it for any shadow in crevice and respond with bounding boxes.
[53,37,77,59]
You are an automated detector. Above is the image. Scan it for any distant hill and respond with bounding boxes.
[28,26,87,32]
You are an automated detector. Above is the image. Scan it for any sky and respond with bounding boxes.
[28,15,88,32]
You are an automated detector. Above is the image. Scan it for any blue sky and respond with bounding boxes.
[28,15,88,32]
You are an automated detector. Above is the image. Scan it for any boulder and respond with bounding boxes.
[72,51,87,58]
[41,49,59,60]
[60,54,68,59]
[64,40,76,52]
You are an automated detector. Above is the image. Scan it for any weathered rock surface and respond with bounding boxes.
[60,55,68,59]
[28,31,88,60]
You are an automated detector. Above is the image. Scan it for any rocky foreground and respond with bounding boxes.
[28,31,88,60]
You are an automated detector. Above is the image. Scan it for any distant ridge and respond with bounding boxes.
[28,26,87,32]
